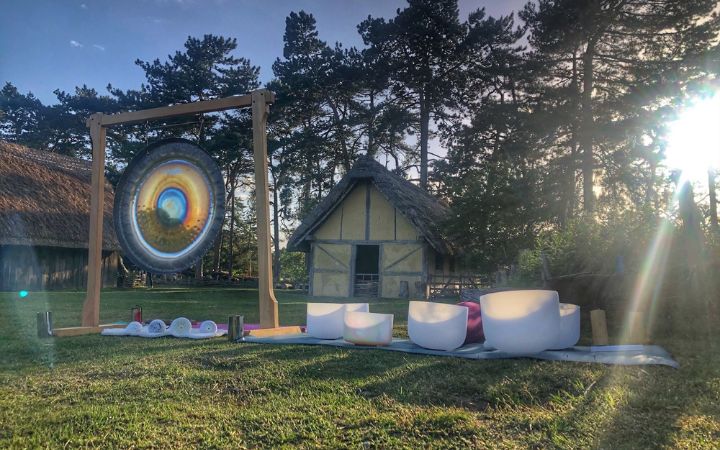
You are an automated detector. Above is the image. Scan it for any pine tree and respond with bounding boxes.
[359,0,466,189]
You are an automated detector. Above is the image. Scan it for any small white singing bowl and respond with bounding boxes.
[550,303,580,350]
[343,311,394,346]
[480,290,561,355]
[407,301,469,351]
[306,303,369,339]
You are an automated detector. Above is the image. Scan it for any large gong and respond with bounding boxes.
[114,138,225,273]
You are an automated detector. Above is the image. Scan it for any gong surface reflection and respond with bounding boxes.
[132,160,212,257]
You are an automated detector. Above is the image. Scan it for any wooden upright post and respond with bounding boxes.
[81,113,106,327]
[590,309,609,346]
[252,90,279,329]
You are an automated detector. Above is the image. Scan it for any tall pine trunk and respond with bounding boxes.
[367,92,376,157]
[419,88,430,190]
[563,51,580,226]
[212,227,223,279]
[580,46,595,214]
[226,183,236,280]
[709,169,718,234]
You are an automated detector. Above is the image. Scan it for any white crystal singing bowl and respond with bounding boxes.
[306,303,369,339]
[407,301,469,351]
[343,311,394,346]
[480,290,561,355]
[550,303,581,350]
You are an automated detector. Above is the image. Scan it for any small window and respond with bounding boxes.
[435,255,444,271]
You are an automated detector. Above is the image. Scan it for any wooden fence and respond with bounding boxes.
[427,274,491,299]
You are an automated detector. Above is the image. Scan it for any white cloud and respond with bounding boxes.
[80,3,87,9]
[92,44,106,51]
[69,40,83,48]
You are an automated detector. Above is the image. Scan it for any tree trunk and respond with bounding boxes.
[367,91,376,157]
[212,229,223,279]
[563,51,580,227]
[194,261,203,280]
[580,46,595,214]
[709,169,719,234]
[419,88,430,190]
[227,182,236,280]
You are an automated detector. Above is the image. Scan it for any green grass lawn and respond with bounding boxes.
[0,288,718,448]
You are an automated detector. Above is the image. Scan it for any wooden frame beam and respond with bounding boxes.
[79,89,280,331]
[97,93,271,127]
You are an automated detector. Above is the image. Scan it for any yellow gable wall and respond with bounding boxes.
[369,187,394,240]
[313,182,419,242]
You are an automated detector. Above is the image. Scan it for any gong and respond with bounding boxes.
[114,139,225,273]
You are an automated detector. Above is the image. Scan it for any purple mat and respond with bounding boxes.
[114,320,305,332]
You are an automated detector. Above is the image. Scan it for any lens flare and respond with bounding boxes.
[626,218,674,340]
[665,94,720,184]
[18,290,28,298]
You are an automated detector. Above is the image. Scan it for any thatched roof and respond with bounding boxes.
[0,141,119,250]
[287,156,455,255]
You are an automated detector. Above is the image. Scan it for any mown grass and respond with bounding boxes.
[0,288,718,448]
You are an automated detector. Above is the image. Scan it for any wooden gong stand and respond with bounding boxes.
[53,90,299,337]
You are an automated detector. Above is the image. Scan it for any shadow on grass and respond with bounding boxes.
[589,337,720,448]
[0,335,223,374]
[186,341,611,414]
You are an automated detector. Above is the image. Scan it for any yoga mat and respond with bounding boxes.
[243,334,679,368]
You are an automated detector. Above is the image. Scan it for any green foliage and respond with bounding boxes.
[279,249,306,284]
[517,213,658,281]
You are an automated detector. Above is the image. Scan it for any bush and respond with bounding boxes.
[517,212,658,281]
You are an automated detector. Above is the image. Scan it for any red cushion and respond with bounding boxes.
[457,301,484,344]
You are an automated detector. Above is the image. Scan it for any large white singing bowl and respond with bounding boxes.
[480,290,561,355]
[408,301,469,351]
[343,311,394,346]
[306,303,369,339]
[550,303,581,350]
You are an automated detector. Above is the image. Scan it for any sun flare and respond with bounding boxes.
[665,95,720,184]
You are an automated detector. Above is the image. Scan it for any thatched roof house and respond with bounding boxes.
[287,156,457,299]
[0,141,119,290]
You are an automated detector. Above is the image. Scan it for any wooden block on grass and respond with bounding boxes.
[52,326,102,337]
[590,309,609,346]
[246,326,302,338]
[52,323,125,337]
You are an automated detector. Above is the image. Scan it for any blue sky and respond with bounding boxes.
[0,0,526,105]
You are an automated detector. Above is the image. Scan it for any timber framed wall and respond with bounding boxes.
[309,180,428,298]
[0,246,118,291]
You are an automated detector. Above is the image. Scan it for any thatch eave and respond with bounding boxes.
[0,141,120,251]
[287,156,455,255]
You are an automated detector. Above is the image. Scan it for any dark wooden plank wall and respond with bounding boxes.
[0,245,118,291]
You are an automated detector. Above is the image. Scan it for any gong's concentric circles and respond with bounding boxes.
[114,139,225,273]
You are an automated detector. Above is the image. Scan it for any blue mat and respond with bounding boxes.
[243,334,679,368]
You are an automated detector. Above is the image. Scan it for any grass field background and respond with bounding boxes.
[1,288,718,448]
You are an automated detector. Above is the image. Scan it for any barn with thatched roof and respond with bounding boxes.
[287,156,457,299]
[0,141,119,291]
